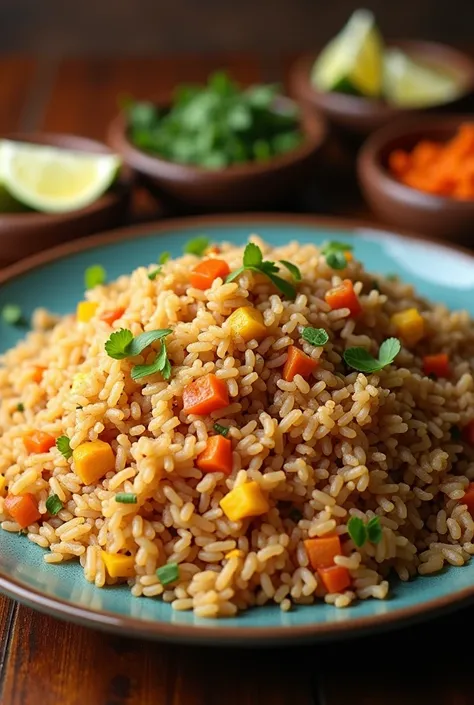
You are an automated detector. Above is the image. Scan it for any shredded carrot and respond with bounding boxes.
[31,366,46,383]
[197,435,233,475]
[325,279,361,316]
[182,373,229,415]
[4,493,41,528]
[462,482,474,516]
[304,535,342,569]
[189,259,231,290]
[423,353,450,378]
[283,346,318,382]
[100,307,125,326]
[23,430,56,454]
[462,420,474,446]
[388,123,474,200]
[317,565,351,593]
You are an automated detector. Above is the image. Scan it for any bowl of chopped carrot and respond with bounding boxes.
[357,116,474,243]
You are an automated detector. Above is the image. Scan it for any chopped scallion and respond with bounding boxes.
[46,494,63,516]
[115,493,137,504]
[156,562,180,586]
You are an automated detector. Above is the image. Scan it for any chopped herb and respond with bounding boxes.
[279,260,301,281]
[46,494,63,515]
[105,328,171,360]
[159,251,171,264]
[326,250,348,270]
[2,303,23,326]
[84,264,107,290]
[301,326,329,347]
[56,435,72,460]
[451,425,462,441]
[321,241,353,270]
[213,423,229,437]
[344,337,401,373]
[115,493,138,504]
[366,516,382,544]
[148,267,162,280]
[289,507,303,522]
[226,243,297,299]
[347,516,367,547]
[321,241,354,254]
[16,402,24,413]
[156,562,180,586]
[131,338,172,381]
[347,515,382,547]
[184,236,210,256]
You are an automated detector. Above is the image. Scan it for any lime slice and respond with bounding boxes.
[383,49,461,108]
[0,140,121,214]
[311,9,383,97]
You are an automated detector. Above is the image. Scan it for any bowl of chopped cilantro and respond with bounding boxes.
[107,71,327,212]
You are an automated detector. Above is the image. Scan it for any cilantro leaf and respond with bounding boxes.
[84,264,107,290]
[104,329,134,359]
[243,242,263,267]
[279,260,301,281]
[366,516,382,544]
[378,338,401,367]
[126,329,172,356]
[302,327,329,346]
[148,267,162,280]
[131,340,172,381]
[46,494,63,515]
[226,243,297,298]
[326,251,347,270]
[225,266,246,283]
[159,252,170,264]
[321,241,353,254]
[56,435,72,460]
[184,236,209,256]
[347,516,367,548]
[265,272,296,299]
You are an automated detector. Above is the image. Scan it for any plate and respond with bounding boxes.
[1,213,474,645]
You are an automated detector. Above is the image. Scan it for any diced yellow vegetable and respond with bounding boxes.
[72,439,115,485]
[225,548,245,560]
[220,481,269,522]
[391,308,425,346]
[101,551,135,578]
[227,306,267,342]
[77,301,98,323]
[0,476,6,494]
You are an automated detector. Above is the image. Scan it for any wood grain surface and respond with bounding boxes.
[0,52,473,705]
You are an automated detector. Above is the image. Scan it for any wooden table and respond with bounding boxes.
[0,53,472,705]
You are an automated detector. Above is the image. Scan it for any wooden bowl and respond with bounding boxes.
[0,133,131,266]
[289,41,474,138]
[357,114,474,243]
[107,98,327,213]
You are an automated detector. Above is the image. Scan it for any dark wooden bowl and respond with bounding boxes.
[289,41,474,138]
[0,133,131,266]
[357,114,474,244]
[107,97,327,213]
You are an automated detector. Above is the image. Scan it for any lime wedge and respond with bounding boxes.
[0,140,121,214]
[311,9,383,97]
[383,49,461,108]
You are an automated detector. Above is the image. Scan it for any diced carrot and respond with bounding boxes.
[423,353,450,378]
[197,435,233,475]
[182,373,229,415]
[325,279,361,316]
[31,366,46,383]
[462,482,474,516]
[189,259,231,290]
[304,535,342,569]
[100,307,125,326]
[462,420,474,446]
[318,565,351,593]
[4,493,41,528]
[283,345,318,382]
[23,431,56,454]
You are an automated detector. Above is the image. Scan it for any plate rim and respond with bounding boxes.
[2,211,474,644]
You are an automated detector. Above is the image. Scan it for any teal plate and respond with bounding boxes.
[1,214,474,646]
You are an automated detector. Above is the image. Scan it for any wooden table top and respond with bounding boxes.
[0,53,472,705]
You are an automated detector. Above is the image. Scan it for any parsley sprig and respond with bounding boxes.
[321,241,353,270]
[226,243,300,299]
[347,515,382,547]
[343,338,401,373]
[56,435,72,460]
[105,328,173,380]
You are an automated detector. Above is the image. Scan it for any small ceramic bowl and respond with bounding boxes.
[289,41,474,138]
[0,133,131,266]
[107,98,327,213]
[357,114,474,243]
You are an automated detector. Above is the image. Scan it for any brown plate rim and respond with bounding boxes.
[2,212,474,644]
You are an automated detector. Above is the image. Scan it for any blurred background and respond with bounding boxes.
[2,0,474,55]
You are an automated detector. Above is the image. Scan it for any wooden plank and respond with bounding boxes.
[0,57,36,132]
[41,55,263,140]
[1,604,313,705]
